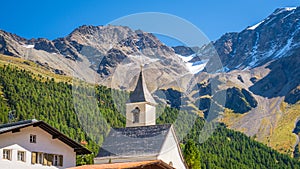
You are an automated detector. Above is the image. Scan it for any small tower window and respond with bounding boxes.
[132,107,140,123]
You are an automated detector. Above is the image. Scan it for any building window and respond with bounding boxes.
[53,155,59,166]
[37,152,43,164]
[43,153,50,166]
[53,154,63,166]
[47,154,53,166]
[17,151,26,162]
[132,107,140,123]
[32,152,37,164]
[32,152,43,165]
[30,134,36,143]
[32,152,63,167]
[59,155,63,167]
[3,149,11,160]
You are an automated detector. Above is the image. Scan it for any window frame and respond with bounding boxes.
[32,152,37,164]
[43,153,48,166]
[53,154,59,166]
[3,149,12,160]
[30,134,37,143]
[17,151,26,162]
[59,155,63,167]
[32,152,63,167]
[37,152,43,164]
[47,154,53,166]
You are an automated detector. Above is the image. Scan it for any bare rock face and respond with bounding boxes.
[98,48,128,76]
[191,7,300,71]
[285,87,300,104]
[222,87,257,113]
[172,46,195,56]
[250,53,300,98]
[191,83,258,114]
[30,38,60,54]
[0,30,28,57]
[0,25,189,89]
[154,88,185,109]
[63,25,189,87]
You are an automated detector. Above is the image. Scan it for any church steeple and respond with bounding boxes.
[127,67,156,105]
[125,67,157,127]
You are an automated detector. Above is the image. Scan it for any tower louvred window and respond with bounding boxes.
[132,107,140,123]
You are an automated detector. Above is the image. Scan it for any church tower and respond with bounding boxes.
[126,68,156,127]
[96,67,187,169]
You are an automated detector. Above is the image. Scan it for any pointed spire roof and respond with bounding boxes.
[127,67,156,104]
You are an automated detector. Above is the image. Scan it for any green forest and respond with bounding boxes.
[0,65,300,168]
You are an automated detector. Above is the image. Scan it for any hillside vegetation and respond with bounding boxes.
[0,60,299,168]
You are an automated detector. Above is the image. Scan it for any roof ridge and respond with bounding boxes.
[0,119,38,128]
[112,124,172,130]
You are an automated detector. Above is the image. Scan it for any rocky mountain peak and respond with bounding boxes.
[67,25,135,53]
[0,24,188,90]
[188,6,300,72]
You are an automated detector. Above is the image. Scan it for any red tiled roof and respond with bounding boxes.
[68,160,175,169]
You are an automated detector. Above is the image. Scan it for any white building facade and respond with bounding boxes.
[0,119,90,169]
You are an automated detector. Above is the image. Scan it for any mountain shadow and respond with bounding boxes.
[249,53,300,104]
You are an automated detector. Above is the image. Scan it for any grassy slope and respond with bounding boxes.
[269,102,300,156]
[222,100,300,157]
[0,54,72,83]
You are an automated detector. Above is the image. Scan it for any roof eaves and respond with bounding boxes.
[0,120,40,134]
[37,121,92,155]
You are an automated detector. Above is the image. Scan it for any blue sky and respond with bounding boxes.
[1,0,300,46]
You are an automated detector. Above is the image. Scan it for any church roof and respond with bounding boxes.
[97,124,172,158]
[0,119,91,155]
[127,70,156,104]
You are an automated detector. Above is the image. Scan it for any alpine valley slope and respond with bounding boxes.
[0,7,300,157]
[178,6,300,156]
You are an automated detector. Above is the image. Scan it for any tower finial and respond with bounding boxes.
[140,64,143,71]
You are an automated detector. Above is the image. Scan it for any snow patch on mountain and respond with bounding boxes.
[284,7,297,11]
[129,55,160,64]
[177,54,195,62]
[274,7,297,15]
[22,44,34,49]
[177,54,208,74]
[248,21,265,30]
